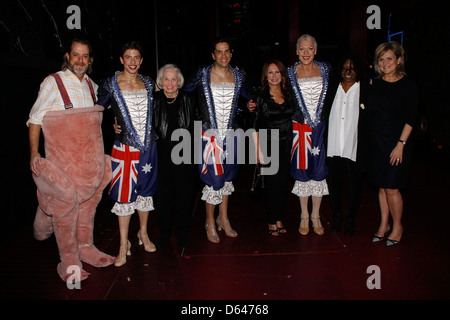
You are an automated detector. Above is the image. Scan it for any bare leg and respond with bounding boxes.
[298,196,310,235]
[218,194,229,220]
[137,210,149,236]
[115,215,132,267]
[375,188,391,237]
[205,203,219,243]
[385,188,403,241]
[299,196,309,218]
[118,215,132,247]
[311,196,324,235]
[136,210,156,252]
[216,195,237,237]
[311,196,322,218]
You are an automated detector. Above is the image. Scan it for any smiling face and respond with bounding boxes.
[341,59,357,84]
[296,39,317,65]
[266,63,282,87]
[377,49,401,77]
[65,42,91,76]
[161,68,179,98]
[120,49,143,74]
[212,41,232,68]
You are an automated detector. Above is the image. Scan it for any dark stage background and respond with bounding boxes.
[0,0,448,241]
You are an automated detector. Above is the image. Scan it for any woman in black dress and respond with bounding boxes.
[252,60,295,236]
[368,41,418,246]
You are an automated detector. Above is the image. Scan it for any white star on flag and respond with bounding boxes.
[142,163,152,173]
[310,146,321,156]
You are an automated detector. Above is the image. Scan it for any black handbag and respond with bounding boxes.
[250,163,265,200]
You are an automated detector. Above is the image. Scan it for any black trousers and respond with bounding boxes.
[155,163,195,243]
[327,156,363,224]
[264,140,291,225]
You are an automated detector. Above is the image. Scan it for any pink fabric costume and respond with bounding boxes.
[32,74,114,282]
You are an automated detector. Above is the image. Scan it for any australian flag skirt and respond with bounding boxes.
[108,140,158,204]
[290,120,327,182]
[199,129,239,191]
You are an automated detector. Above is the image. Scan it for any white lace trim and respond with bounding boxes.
[201,181,235,205]
[111,195,154,216]
[291,179,329,197]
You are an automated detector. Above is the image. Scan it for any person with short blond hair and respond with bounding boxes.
[368,41,418,246]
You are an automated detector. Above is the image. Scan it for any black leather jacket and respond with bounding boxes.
[152,90,196,140]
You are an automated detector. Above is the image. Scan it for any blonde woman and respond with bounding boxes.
[368,41,418,246]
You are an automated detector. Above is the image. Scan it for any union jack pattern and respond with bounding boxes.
[109,140,158,203]
[201,129,224,176]
[291,120,313,170]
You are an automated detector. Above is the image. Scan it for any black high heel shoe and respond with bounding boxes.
[386,239,400,246]
[386,227,403,246]
[372,225,390,243]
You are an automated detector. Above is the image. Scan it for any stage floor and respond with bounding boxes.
[1,146,449,302]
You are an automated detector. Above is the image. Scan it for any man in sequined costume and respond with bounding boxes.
[185,38,250,243]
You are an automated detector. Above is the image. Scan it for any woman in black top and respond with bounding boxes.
[368,41,418,246]
[253,60,295,236]
[153,64,196,248]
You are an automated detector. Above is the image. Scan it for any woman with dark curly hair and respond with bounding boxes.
[327,53,370,236]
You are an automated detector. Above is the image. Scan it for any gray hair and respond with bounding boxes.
[296,34,318,50]
[156,64,184,89]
